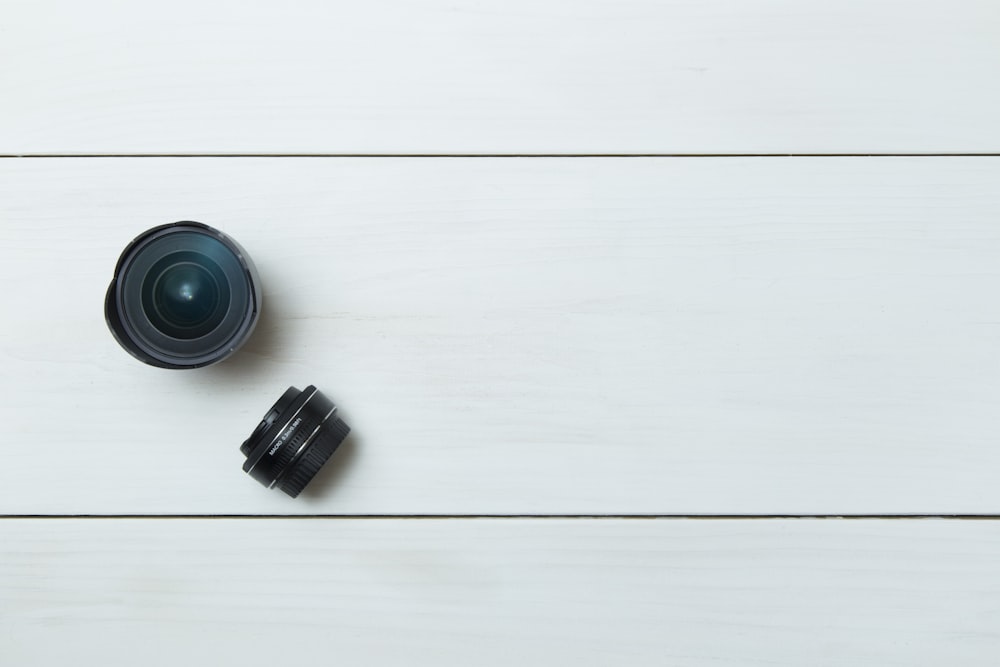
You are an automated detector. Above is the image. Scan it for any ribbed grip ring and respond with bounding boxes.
[277,417,351,498]
[265,405,326,485]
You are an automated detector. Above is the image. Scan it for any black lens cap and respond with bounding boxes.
[241,385,351,498]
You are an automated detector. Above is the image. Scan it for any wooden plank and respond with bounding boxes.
[1,157,999,515]
[1,1,998,154]
[2,518,998,665]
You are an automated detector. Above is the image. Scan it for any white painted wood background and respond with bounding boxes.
[2,157,1000,515]
[4,519,1000,666]
[2,1,999,664]
[2,0,999,154]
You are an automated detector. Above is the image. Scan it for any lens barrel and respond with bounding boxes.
[105,221,261,369]
[241,385,351,498]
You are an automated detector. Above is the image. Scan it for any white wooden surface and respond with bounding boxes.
[3,0,1000,663]
[4,519,1000,666]
[2,0,999,154]
[1,157,999,515]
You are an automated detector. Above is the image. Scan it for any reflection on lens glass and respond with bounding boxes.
[141,251,230,340]
[155,263,219,327]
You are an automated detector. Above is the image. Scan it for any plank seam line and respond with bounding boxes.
[2,515,1000,520]
[2,153,1000,159]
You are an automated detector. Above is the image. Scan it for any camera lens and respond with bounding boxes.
[241,385,351,498]
[105,221,261,369]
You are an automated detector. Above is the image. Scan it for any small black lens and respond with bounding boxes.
[105,222,261,369]
[241,385,351,498]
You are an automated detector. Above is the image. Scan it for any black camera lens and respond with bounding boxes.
[241,385,351,498]
[105,221,261,369]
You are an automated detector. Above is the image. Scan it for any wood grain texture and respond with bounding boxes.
[2,518,999,666]
[0,157,998,515]
[2,0,999,154]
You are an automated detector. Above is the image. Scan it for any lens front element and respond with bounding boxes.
[144,253,228,339]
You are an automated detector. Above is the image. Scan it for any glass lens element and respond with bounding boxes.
[141,251,230,340]
[154,263,220,327]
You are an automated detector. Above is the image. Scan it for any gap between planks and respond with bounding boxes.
[2,514,1000,520]
[2,153,1000,158]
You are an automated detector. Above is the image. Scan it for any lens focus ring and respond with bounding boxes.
[277,418,351,498]
[265,389,331,488]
